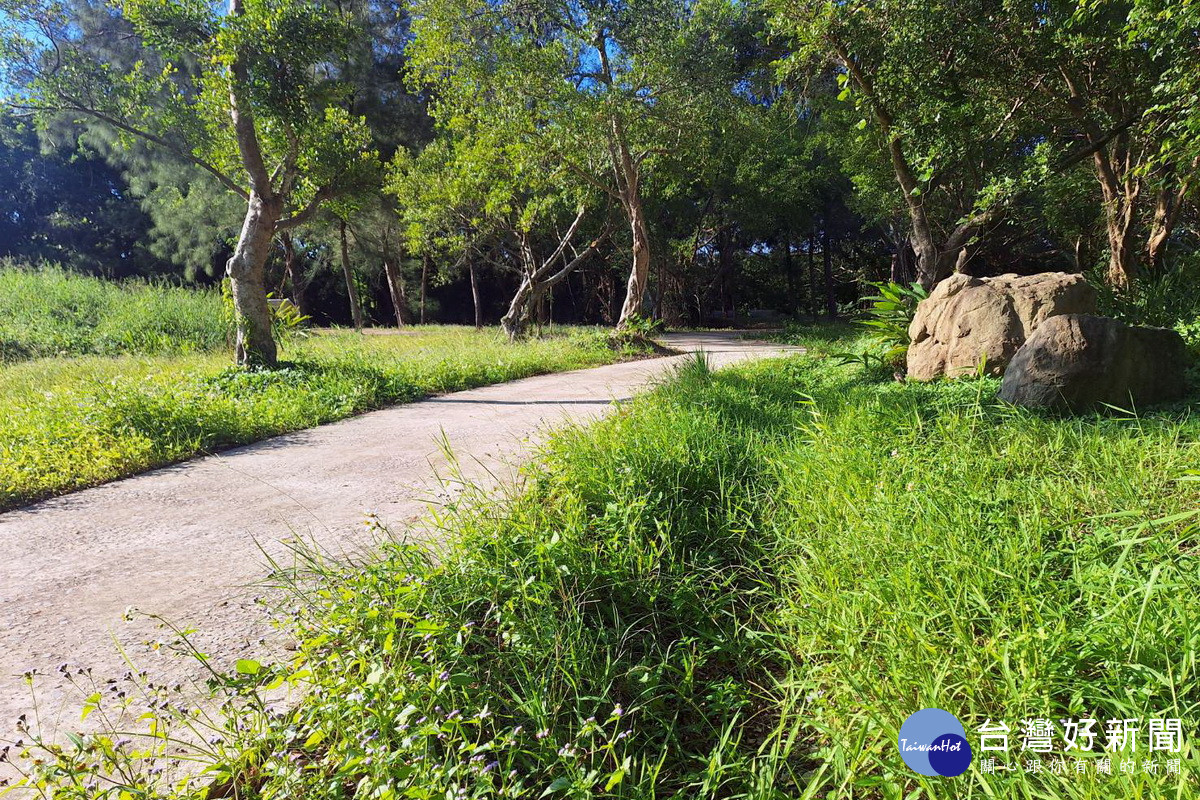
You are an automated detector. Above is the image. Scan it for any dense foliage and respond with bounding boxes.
[0,263,226,361]
[4,0,1193,346]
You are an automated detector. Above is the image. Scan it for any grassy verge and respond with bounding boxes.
[0,327,644,510]
[13,326,1199,798]
[0,263,226,362]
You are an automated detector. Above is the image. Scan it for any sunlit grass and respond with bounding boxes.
[0,326,636,510]
[15,328,1199,798]
[0,262,226,361]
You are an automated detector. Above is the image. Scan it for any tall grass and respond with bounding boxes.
[12,336,1198,798]
[0,327,639,510]
[0,262,226,361]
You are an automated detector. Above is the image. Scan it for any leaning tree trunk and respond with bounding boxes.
[501,272,535,341]
[383,257,407,328]
[227,191,279,367]
[340,220,364,330]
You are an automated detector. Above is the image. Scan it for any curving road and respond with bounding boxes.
[0,332,800,759]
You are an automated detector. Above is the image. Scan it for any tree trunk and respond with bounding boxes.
[340,220,364,330]
[823,224,836,319]
[280,231,306,317]
[504,212,603,340]
[1058,70,1140,289]
[1146,164,1193,271]
[1100,191,1138,289]
[225,0,279,368]
[469,260,482,329]
[226,191,279,367]
[501,272,535,341]
[383,257,407,328]
[1093,151,1139,289]
[617,192,651,327]
[807,231,819,316]
[717,232,735,322]
[420,254,429,324]
[890,239,915,285]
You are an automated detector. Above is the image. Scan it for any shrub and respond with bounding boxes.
[857,280,928,368]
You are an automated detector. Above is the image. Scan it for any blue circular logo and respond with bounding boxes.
[898,708,972,777]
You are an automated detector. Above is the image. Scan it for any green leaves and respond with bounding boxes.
[8,0,379,224]
[234,658,261,675]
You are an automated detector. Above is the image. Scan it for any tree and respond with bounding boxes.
[0,108,179,276]
[406,0,748,327]
[998,0,1182,287]
[2,0,379,365]
[772,0,1036,288]
[1129,0,1200,272]
[389,132,610,339]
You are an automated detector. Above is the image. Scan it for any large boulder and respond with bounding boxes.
[907,272,1097,380]
[999,314,1188,412]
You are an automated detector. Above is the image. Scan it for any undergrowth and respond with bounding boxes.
[8,332,1200,798]
[0,262,226,362]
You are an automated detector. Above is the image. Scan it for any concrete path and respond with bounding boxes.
[0,332,799,751]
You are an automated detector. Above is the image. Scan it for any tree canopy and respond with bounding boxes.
[1,0,1197,351]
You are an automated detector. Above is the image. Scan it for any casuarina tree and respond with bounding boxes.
[1,0,379,365]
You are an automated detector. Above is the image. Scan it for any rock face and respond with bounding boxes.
[907,272,1097,380]
[999,314,1188,412]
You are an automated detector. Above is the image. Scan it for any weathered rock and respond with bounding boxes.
[907,272,1097,380]
[999,314,1188,412]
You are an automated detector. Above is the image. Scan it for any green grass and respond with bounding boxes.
[0,327,640,510]
[0,262,227,362]
[14,325,1199,798]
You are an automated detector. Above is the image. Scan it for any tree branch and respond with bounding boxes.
[1053,114,1140,173]
[14,100,249,200]
[275,187,335,231]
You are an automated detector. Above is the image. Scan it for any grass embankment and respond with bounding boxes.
[0,263,226,361]
[0,267,642,510]
[21,328,1197,798]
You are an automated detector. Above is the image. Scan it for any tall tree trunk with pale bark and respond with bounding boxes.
[340,220,364,330]
[592,34,652,331]
[618,198,651,326]
[611,116,651,329]
[383,257,407,328]
[227,191,280,366]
